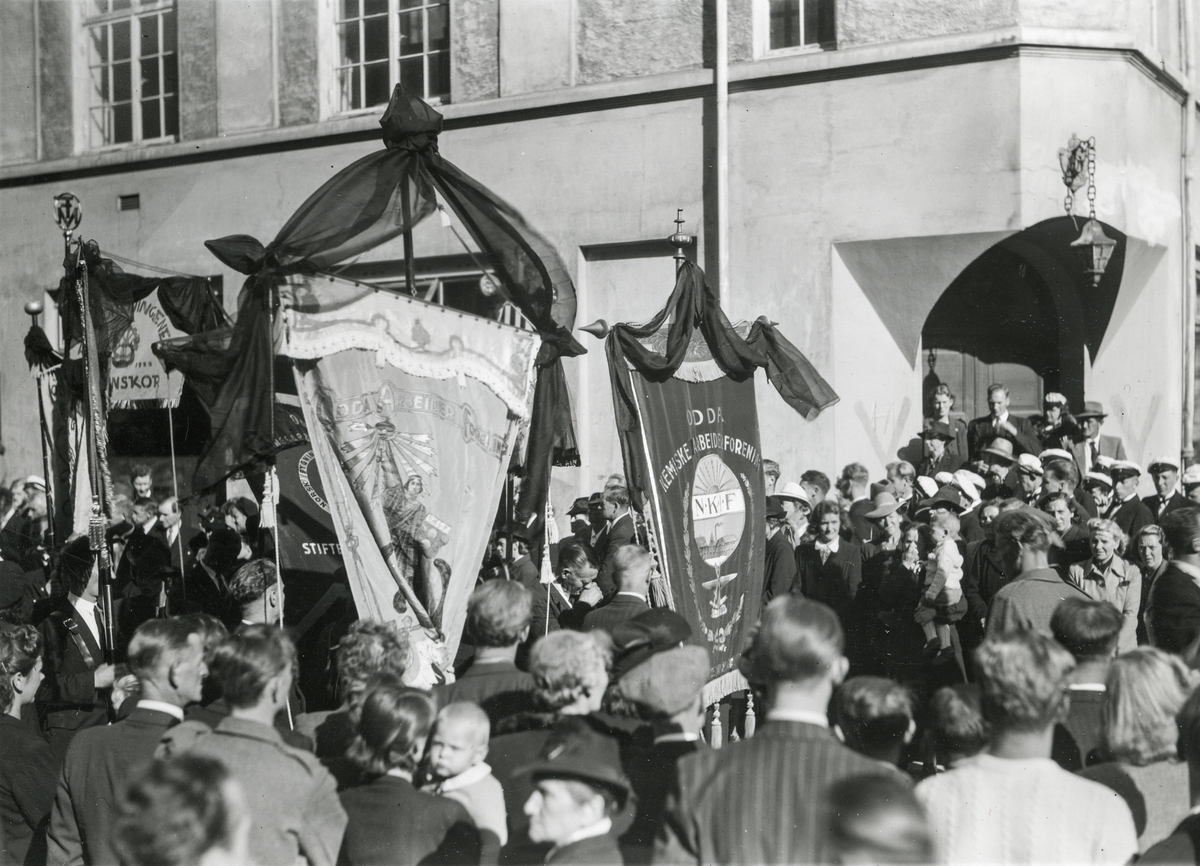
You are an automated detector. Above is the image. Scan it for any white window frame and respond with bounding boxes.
[329,0,450,117]
[81,0,178,151]
[753,0,835,59]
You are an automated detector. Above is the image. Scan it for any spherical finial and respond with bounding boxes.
[24,300,43,316]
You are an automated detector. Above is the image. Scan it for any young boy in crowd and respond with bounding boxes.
[424,702,507,852]
[916,512,964,659]
[833,677,916,771]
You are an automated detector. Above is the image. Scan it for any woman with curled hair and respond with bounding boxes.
[338,682,481,866]
[1069,519,1141,652]
[1079,648,1197,851]
[0,625,55,865]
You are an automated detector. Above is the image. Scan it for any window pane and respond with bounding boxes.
[90,107,108,147]
[141,57,160,96]
[399,10,424,56]
[93,0,110,14]
[112,19,131,61]
[364,61,389,106]
[802,0,819,44]
[813,0,835,44]
[428,50,449,99]
[399,0,422,8]
[114,103,133,143]
[142,97,161,139]
[338,66,361,110]
[113,61,132,102]
[162,10,176,53]
[769,0,800,49]
[91,65,110,101]
[364,14,388,61]
[364,0,387,15]
[427,4,448,52]
[90,26,109,64]
[139,14,158,55]
[339,20,361,63]
[163,53,177,93]
[113,0,131,10]
[340,0,358,20]
[399,55,424,95]
[164,94,178,137]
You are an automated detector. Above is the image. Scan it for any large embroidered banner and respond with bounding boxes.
[284,279,539,658]
[108,294,185,407]
[614,330,766,705]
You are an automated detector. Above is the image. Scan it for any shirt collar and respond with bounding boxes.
[615,591,647,603]
[995,411,1009,424]
[816,537,840,554]
[386,768,414,782]
[553,817,613,852]
[436,762,492,792]
[1068,683,1106,692]
[654,732,701,745]
[136,699,185,721]
[766,708,829,728]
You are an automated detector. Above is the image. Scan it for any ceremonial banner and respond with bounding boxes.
[617,334,766,705]
[285,281,538,658]
[108,294,185,407]
[274,442,345,581]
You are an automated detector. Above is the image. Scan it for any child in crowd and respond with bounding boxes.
[423,702,508,851]
[833,676,916,770]
[915,512,964,659]
[922,684,989,775]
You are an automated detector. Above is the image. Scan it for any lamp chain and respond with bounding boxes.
[1085,137,1097,220]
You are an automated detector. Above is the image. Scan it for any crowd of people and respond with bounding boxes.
[6,384,1200,863]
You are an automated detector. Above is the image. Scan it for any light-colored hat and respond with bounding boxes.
[615,645,711,716]
[24,476,46,492]
[1110,460,1142,480]
[1183,464,1200,487]
[1094,455,1115,470]
[955,469,987,492]
[952,474,980,504]
[1039,448,1073,464]
[982,438,1016,464]
[934,471,954,486]
[915,476,939,499]
[1016,454,1044,476]
[1043,392,1068,406]
[776,481,810,506]
[864,492,901,520]
[1084,471,1114,490]
[1148,455,1181,473]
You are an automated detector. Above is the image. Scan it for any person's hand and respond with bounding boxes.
[578,583,604,606]
[94,663,116,689]
[998,419,1018,436]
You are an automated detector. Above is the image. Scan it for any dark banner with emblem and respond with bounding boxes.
[275,443,345,582]
[620,366,766,704]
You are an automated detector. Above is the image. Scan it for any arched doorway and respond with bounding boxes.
[921,216,1126,422]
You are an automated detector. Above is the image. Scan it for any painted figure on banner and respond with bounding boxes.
[694,454,746,621]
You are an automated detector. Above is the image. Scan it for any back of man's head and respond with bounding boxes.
[975,631,1075,733]
[801,470,831,496]
[204,528,242,573]
[741,596,844,686]
[1050,598,1122,663]
[614,545,652,593]
[227,559,276,607]
[823,775,933,865]
[1162,507,1200,559]
[207,624,294,709]
[336,620,410,696]
[467,580,532,648]
[59,535,96,597]
[841,463,870,489]
[1044,458,1079,488]
[993,507,1054,555]
[928,684,989,766]
[127,617,196,685]
[834,676,914,763]
[603,486,630,510]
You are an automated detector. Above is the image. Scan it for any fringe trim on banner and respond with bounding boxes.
[703,669,750,709]
[670,358,727,383]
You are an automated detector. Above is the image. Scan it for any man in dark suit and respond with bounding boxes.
[1148,508,1200,653]
[657,597,903,864]
[434,580,537,727]
[1145,456,1188,522]
[762,496,797,604]
[1108,462,1155,557]
[595,487,637,600]
[795,501,862,626]
[582,545,651,635]
[966,383,1042,461]
[184,527,240,621]
[839,464,876,547]
[47,616,208,866]
[116,497,169,595]
[506,528,558,640]
[1068,401,1127,476]
[36,536,116,765]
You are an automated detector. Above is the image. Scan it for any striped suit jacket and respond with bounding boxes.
[654,720,904,865]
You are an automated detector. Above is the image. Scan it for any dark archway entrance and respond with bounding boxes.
[921,216,1126,422]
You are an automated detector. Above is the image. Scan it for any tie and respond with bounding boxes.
[94,607,106,648]
[1089,440,1099,470]
[817,545,830,565]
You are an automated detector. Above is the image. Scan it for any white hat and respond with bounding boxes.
[1110,460,1142,479]
[954,469,987,492]
[24,476,45,492]
[1039,448,1073,463]
[915,476,939,499]
[1043,392,1068,406]
[776,481,810,506]
[934,471,954,486]
[1094,455,1115,470]
[1084,471,1114,490]
[953,475,980,504]
[1148,455,1180,472]
[1016,453,1043,476]
[1183,464,1200,487]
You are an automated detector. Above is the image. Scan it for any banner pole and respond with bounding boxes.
[33,368,57,552]
[167,405,185,595]
[269,284,292,730]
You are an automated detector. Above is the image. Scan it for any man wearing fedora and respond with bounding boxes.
[775,482,811,548]
[763,496,799,604]
[518,721,630,865]
[919,422,961,479]
[966,384,1042,462]
[979,439,1018,501]
[1144,456,1188,521]
[1108,462,1154,555]
[1068,401,1127,476]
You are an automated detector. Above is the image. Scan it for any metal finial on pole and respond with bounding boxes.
[53,192,81,259]
[668,208,693,275]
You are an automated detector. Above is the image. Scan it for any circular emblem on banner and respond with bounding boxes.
[297,450,330,513]
[691,453,746,568]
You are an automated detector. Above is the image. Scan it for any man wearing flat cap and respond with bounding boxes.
[1108,462,1154,557]
[1068,401,1127,476]
[518,720,630,865]
[763,496,798,604]
[1144,456,1187,521]
[966,384,1042,462]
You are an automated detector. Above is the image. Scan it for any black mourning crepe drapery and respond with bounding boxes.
[606,260,839,512]
[154,84,584,556]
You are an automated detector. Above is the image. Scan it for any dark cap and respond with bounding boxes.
[922,421,956,440]
[610,608,692,681]
[503,521,535,544]
[587,492,604,506]
[516,719,631,801]
[765,495,787,522]
[568,497,590,517]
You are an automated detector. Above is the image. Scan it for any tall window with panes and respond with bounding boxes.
[85,1,178,148]
[336,0,450,112]
[769,0,835,50]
